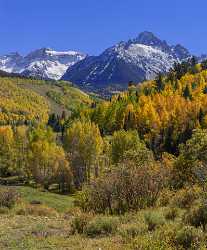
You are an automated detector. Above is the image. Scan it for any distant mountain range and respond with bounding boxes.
[0,48,86,80]
[0,31,206,92]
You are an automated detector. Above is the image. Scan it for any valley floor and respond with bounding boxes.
[0,215,125,250]
[0,186,126,250]
[1,186,206,250]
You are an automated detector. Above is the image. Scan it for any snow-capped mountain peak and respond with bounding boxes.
[62,31,192,90]
[134,31,167,47]
[0,48,86,80]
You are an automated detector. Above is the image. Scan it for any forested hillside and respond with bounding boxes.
[2,59,207,249]
[89,58,207,155]
[0,76,92,125]
[0,77,49,125]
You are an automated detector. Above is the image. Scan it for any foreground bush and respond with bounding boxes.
[76,162,165,215]
[84,216,119,237]
[132,233,174,250]
[70,212,93,234]
[175,226,202,249]
[157,189,175,207]
[144,211,165,231]
[118,222,147,240]
[70,213,119,237]
[130,221,204,250]
[0,187,19,208]
[184,202,207,231]
[164,207,179,221]
[170,187,198,209]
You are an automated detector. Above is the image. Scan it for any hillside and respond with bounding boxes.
[0,76,92,125]
[0,77,49,125]
[89,59,207,155]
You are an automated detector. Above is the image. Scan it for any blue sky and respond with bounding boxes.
[0,0,207,56]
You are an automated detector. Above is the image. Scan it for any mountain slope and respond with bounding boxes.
[0,76,92,125]
[0,48,86,80]
[0,77,50,124]
[62,31,191,90]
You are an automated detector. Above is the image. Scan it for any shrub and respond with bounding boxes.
[70,212,92,234]
[74,190,89,212]
[16,204,58,217]
[84,216,119,237]
[118,223,147,239]
[184,202,207,231]
[131,234,173,250]
[157,189,175,207]
[174,226,202,249]
[132,223,203,250]
[64,207,82,219]
[144,211,165,231]
[164,207,178,221]
[171,187,198,209]
[0,188,19,208]
[76,163,164,215]
[131,223,179,250]
[119,213,135,224]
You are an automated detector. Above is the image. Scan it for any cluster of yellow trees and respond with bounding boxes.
[90,69,207,154]
[0,119,155,192]
[0,78,49,125]
[0,125,72,191]
[0,119,108,191]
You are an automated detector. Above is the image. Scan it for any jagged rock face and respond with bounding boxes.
[62,31,191,88]
[0,48,86,80]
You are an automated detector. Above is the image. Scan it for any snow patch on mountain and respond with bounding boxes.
[0,48,86,80]
[117,43,176,76]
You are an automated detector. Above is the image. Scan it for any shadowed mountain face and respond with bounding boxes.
[62,31,191,90]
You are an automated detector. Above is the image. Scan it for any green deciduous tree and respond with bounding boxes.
[64,120,103,188]
[111,130,144,164]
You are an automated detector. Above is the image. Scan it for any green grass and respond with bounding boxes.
[16,186,74,213]
[0,214,124,250]
[0,188,203,250]
[0,185,201,250]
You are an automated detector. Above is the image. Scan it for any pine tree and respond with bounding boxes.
[203,86,207,94]
[199,108,205,126]
[183,85,192,99]
[155,73,165,92]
